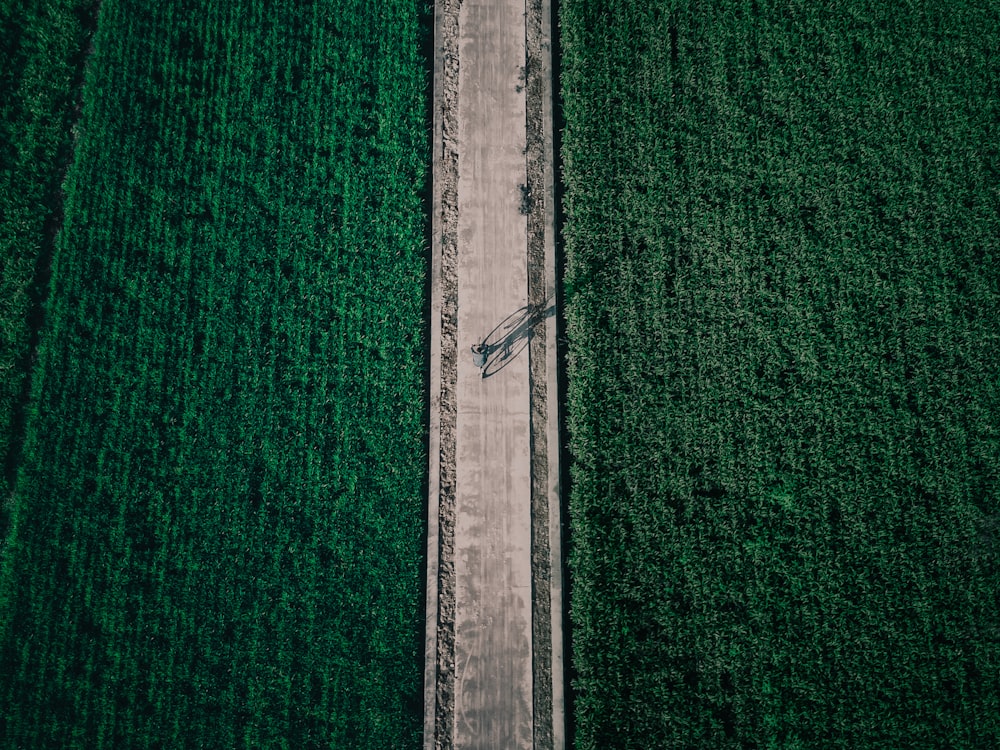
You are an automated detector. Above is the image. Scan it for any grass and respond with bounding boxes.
[0,0,429,746]
[560,1,1000,747]
[0,0,97,511]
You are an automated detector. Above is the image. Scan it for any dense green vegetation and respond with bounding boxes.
[0,0,428,746]
[560,0,1000,747]
[0,0,96,508]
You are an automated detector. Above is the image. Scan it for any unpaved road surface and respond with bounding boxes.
[453,0,533,742]
[425,0,563,747]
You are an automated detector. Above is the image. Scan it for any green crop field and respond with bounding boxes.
[1,0,97,506]
[560,0,1000,747]
[0,0,428,747]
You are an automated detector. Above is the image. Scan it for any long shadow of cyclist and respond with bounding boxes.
[471,298,556,379]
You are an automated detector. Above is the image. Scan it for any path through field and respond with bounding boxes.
[424,0,563,747]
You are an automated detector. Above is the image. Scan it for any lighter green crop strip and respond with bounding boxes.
[0,1,429,747]
[0,0,98,577]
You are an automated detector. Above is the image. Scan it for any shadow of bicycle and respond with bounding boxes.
[473,299,555,379]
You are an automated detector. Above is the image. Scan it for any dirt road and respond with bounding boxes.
[424,0,563,747]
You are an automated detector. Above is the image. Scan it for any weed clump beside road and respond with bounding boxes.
[0,1,428,746]
[561,1,1000,747]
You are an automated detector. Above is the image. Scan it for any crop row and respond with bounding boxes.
[560,1,1000,747]
[0,0,97,510]
[0,0,428,747]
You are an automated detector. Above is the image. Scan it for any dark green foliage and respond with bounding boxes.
[561,1,1000,747]
[0,0,96,512]
[0,0,427,747]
